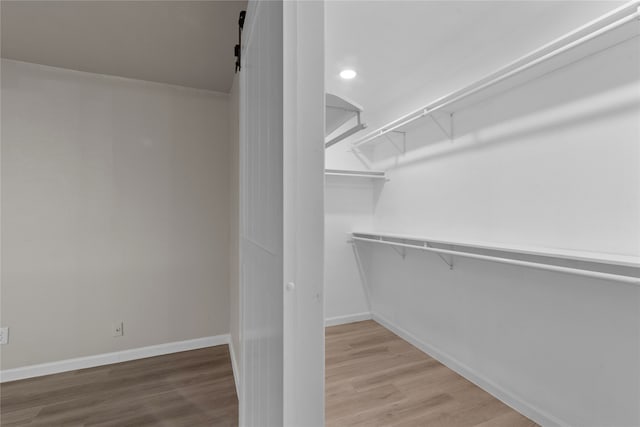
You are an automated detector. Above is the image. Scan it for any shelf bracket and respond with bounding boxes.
[348,146,375,170]
[425,242,453,270]
[369,236,406,259]
[450,112,455,141]
[390,244,406,259]
[384,131,406,154]
[428,111,453,142]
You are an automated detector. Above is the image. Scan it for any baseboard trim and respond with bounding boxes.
[228,339,241,399]
[0,334,230,383]
[371,313,569,427]
[325,312,372,327]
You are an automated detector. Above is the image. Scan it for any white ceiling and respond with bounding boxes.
[326,1,625,131]
[1,0,247,93]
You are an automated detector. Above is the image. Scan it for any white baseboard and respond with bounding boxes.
[0,334,230,383]
[371,313,569,427]
[325,312,372,327]
[228,339,241,399]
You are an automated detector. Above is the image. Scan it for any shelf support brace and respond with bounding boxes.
[390,244,406,259]
[426,242,453,270]
[349,146,375,170]
[363,235,406,259]
[384,131,406,154]
[450,112,455,141]
[429,111,453,142]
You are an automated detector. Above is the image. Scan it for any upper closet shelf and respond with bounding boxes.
[352,231,640,285]
[351,1,640,148]
[325,93,367,148]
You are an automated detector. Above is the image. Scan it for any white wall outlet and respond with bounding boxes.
[0,327,9,345]
[112,321,124,337]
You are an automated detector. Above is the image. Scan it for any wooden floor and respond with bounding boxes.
[2,321,537,426]
[0,346,238,426]
[326,320,537,427]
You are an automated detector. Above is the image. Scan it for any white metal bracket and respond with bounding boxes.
[428,110,454,142]
[362,235,407,259]
[389,244,407,259]
[384,131,406,154]
[348,146,376,171]
[425,242,453,270]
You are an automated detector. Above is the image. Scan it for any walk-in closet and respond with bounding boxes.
[323,2,640,426]
[1,1,639,426]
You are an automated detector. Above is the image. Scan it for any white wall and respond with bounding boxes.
[371,38,640,254]
[365,248,639,426]
[324,177,375,324]
[323,2,629,327]
[359,35,640,426]
[1,59,231,370]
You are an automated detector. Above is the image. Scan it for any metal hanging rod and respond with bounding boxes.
[325,169,386,179]
[352,236,640,285]
[352,2,640,148]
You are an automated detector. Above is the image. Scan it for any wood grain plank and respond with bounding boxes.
[326,320,537,427]
[0,346,238,427]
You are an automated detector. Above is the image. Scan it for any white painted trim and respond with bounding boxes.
[229,339,241,399]
[0,334,230,383]
[371,313,570,427]
[325,312,372,327]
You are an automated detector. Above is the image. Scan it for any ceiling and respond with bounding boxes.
[326,0,625,132]
[1,0,247,93]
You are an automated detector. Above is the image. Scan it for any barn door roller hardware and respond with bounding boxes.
[234,10,246,73]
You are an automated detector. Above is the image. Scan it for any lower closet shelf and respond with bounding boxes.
[325,169,386,179]
[351,231,640,285]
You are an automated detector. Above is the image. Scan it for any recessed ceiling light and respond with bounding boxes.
[340,69,357,80]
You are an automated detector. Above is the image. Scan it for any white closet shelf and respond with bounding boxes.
[351,231,640,285]
[325,169,387,179]
[325,93,367,148]
[352,1,640,148]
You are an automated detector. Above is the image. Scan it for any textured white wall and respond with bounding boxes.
[363,34,640,427]
[371,36,640,256]
[324,178,375,323]
[323,2,628,326]
[1,59,231,370]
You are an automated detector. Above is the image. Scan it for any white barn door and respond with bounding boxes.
[239,1,324,426]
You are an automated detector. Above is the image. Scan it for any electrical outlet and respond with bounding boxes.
[0,327,9,345]
[112,322,124,337]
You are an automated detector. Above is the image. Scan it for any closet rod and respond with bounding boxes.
[325,170,386,179]
[352,236,640,285]
[352,3,640,148]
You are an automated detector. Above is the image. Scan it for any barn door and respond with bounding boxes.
[239,1,324,426]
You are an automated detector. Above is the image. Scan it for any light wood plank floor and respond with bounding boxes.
[326,320,538,427]
[0,346,238,426]
[2,321,537,426]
